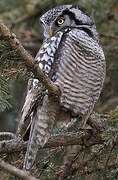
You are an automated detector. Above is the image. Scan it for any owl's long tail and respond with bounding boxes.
[23,95,59,171]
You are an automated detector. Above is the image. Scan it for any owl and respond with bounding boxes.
[22,5,106,170]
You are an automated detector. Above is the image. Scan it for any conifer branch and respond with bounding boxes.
[0,20,60,98]
[0,158,38,180]
[0,130,104,154]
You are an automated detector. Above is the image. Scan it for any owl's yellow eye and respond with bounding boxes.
[57,18,65,25]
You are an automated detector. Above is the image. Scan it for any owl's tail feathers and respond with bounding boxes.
[23,95,59,171]
[23,114,38,171]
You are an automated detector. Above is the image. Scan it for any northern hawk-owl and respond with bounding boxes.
[22,5,106,170]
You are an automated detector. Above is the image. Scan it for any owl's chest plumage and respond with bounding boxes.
[36,28,105,119]
[58,30,105,117]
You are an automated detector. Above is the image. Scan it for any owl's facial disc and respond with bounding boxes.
[40,5,97,40]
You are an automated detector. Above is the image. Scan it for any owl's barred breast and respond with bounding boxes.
[55,29,105,118]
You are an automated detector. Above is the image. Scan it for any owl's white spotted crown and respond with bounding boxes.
[40,5,93,26]
[40,5,72,25]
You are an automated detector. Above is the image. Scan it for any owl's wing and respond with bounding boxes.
[18,78,44,136]
[20,78,40,121]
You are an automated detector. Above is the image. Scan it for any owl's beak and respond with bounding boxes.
[49,27,53,37]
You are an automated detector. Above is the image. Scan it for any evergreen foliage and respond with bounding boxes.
[0,76,12,112]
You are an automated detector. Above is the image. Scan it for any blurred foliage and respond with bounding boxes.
[0,0,118,179]
[0,76,12,114]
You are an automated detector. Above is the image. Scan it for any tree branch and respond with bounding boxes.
[0,132,16,140]
[0,19,60,98]
[0,158,38,180]
[0,130,104,154]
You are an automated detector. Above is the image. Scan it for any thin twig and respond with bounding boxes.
[105,143,115,170]
[59,147,83,180]
[100,33,118,40]
[11,8,41,27]
[78,162,118,177]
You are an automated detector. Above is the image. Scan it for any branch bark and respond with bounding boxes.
[0,130,104,154]
[0,158,38,180]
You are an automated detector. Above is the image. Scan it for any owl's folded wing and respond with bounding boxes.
[17,78,44,136]
[20,78,40,121]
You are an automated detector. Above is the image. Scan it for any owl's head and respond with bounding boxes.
[40,5,98,41]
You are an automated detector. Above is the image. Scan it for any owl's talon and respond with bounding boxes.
[82,130,88,136]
